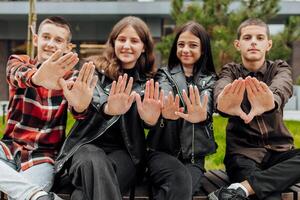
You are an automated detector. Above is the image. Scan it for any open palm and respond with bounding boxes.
[136,79,163,126]
[104,74,135,116]
[59,62,98,113]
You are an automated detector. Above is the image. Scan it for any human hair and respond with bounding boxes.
[237,18,270,40]
[92,16,156,80]
[38,16,72,42]
[168,21,215,74]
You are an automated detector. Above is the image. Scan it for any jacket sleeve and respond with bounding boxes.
[268,60,293,110]
[155,68,174,95]
[201,74,217,124]
[6,55,38,88]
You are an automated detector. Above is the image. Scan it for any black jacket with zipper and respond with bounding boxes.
[54,70,147,175]
[147,65,217,165]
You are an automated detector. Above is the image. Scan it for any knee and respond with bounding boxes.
[71,144,111,172]
[169,167,192,192]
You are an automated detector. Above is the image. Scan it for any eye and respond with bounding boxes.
[177,42,184,48]
[131,38,140,44]
[116,37,126,43]
[243,35,251,40]
[189,43,199,49]
[55,38,64,43]
[42,35,50,40]
[257,35,265,40]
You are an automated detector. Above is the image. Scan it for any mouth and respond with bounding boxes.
[248,49,259,52]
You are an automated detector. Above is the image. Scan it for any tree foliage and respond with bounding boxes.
[156,0,300,72]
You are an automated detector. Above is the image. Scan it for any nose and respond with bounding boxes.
[46,39,55,48]
[250,38,257,46]
[123,40,130,49]
[182,45,189,53]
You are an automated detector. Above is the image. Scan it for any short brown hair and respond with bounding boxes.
[38,16,72,42]
[237,18,270,39]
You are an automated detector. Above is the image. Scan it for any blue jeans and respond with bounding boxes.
[0,145,54,200]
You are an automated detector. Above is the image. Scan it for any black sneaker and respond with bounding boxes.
[36,192,64,200]
[208,187,248,200]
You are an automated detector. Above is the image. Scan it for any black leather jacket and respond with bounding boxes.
[55,70,147,174]
[147,65,217,164]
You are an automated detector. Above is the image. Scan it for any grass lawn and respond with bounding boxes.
[0,115,299,170]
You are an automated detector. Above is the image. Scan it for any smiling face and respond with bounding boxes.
[234,25,272,71]
[176,31,201,72]
[33,23,72,63]
[114,25,145,69]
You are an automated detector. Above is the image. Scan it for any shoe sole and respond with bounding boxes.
[208,192,219,200]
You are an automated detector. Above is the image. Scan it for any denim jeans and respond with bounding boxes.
[0,145,54,200]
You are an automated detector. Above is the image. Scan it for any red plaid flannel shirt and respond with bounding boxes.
[0,55,76,171]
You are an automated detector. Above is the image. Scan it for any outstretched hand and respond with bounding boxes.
[32,50,79,90]
[217,79,248,121]
[59,61,98,113]
[161,91,183,120]
[244,77,275,123]
[136,79,163,126]
[175,85,208,123]
[104,74,136,116]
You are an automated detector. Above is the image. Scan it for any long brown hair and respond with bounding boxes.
[92,16,156,80]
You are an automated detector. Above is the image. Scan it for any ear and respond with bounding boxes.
[266,39,272,52]
[33,34,38,47]
[234,39,240,51]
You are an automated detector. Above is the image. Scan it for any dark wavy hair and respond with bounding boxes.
[92,16,156,80]
[168,21,215,75]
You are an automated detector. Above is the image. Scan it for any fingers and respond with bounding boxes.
[175,111,188,120]
[159,90,164,108]
[90,76,98,90]
[135,93,143,112]
[63,53,79,71]
[125,77,133,95]
[189,85,196,105]
[77,63,87,82]
[202,93,209,109]
[182,89,192,110]
[115,75,123,94]
[144,80,150,100]
[194,86,201,106]
[154,81,159,100]
[120,74,128,93]
[149,79,155,99]
[109,81,116,96]
[128,91,136,107]
[174,94,180,109]
[48,50,63,62]
[221,83,233,96]
[259,81,270,93]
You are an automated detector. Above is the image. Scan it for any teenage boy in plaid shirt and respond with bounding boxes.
[0,16,97,200]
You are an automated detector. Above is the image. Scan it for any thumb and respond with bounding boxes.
[59,78,69,94]
[244,110,255,124]
[134,92,143,114]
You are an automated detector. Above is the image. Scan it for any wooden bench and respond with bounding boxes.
[1,170,300,200]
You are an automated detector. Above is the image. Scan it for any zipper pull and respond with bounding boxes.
[160,118,164,128]
[191,153,195,164]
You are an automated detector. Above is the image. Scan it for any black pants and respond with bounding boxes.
[225,149,300,200]
[147,151,204,200]
[68,144,136,200]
